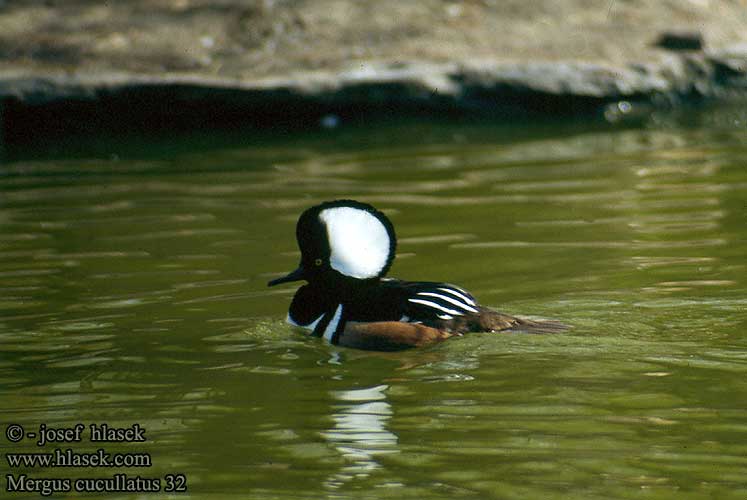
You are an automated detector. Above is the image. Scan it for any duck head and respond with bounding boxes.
[267,199,397,287]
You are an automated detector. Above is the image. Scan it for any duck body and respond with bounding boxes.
[268,200,564,351]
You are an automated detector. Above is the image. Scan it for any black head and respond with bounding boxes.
[267,199,397,287]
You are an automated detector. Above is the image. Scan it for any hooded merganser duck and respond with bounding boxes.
[268,200,565,351]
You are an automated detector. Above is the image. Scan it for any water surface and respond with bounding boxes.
[2,111,747,499]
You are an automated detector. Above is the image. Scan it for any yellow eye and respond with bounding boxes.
[314,258,322,266]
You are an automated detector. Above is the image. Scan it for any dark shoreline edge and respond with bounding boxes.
[2,47,746,147]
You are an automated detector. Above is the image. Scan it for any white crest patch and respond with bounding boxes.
[319,206,391,279]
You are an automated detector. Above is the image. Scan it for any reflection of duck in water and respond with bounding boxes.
[269,200,565,350]
[321,384,397,488]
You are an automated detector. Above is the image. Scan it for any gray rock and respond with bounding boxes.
[1,0,747,144]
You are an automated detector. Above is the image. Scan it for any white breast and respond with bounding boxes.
[287,312,324,331]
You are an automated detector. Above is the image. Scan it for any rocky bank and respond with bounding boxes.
[1,0,747,143]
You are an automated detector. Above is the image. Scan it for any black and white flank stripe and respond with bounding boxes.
[288,303,346,344]
[406,285,479,321]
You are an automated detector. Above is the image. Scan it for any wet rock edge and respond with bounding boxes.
[1,47,746,145]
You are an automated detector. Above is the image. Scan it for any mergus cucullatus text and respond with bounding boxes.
[268,200,565,350]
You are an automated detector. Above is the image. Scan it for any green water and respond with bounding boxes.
[1,111,747,499]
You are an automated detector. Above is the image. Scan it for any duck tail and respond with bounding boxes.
[512,318,569,334]
[476,307,568,334]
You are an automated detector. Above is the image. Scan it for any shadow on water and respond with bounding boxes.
[1,109,638,164]
[2,98,745,164]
